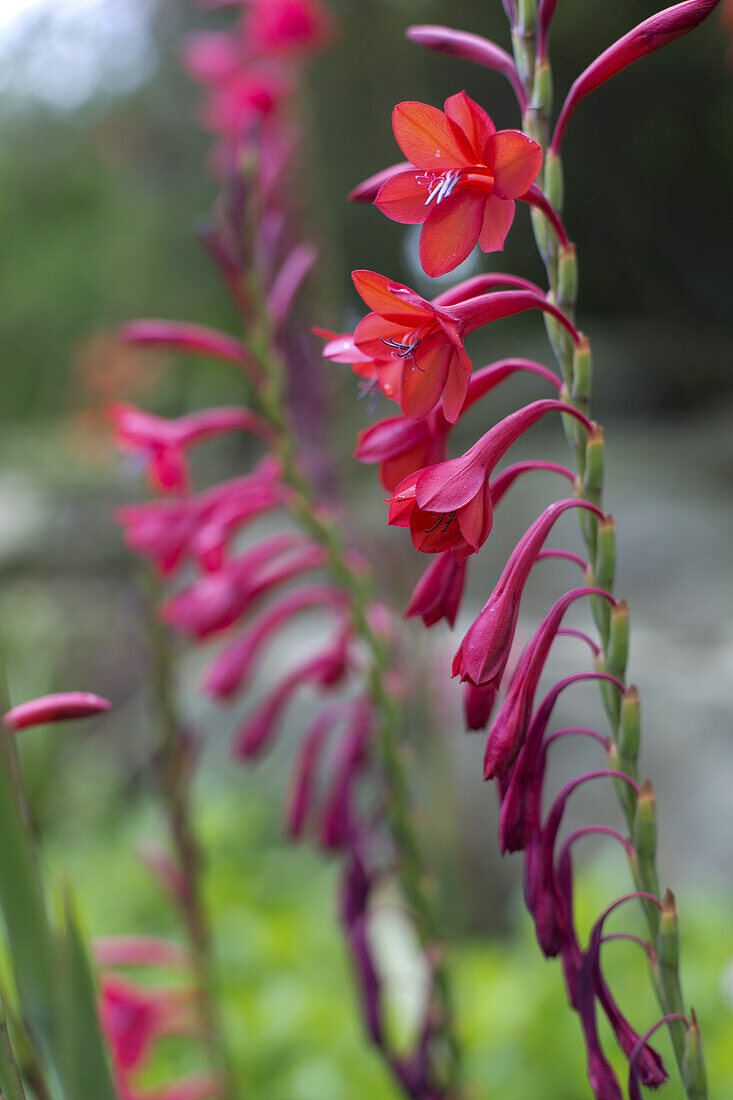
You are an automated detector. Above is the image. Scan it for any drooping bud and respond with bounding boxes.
[406,552,467,629]
[551,0,722,152]
[4,693,112,732]
[405,25,528,110]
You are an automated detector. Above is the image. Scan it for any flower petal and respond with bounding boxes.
[415,449,486,512]
[444,91,495,159]
[441,349,472,423]
[375,171,431,224]
[419,190,485,277]
[457,480,494,549]
[352,269,433,323]
[392,100,473,170]
[478,194,516,252]
[401,334,449,419]
[485,130,543,199]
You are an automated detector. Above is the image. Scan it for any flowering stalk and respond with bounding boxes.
[115,2,462,1095]
[344,3,720,1095]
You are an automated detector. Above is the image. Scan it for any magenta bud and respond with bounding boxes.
[4,692,111,731]
[405,25,528,110]
[552,0,721,152]
[406,551,467,629]
[464,682,498,731]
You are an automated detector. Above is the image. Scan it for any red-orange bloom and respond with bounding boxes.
[375,92,542,276]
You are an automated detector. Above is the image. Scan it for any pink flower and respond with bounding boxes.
[162,535,326,639]
[111,403,271,494]
[4,692,111,731]
[551,0,721,152]
[122,320,256,378]
[484,586,614,780]
[388,401,592,560]
[233,639,350,758]
[405,551,467,628]
[100,977,197,1072]
[181,32,240,84]
[244,0,335,57]
[203,583,346,699]
[452,498,600,688]
[374,93,542,275]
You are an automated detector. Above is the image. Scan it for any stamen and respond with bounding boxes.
[424,170,462,206]
[425,511,456,535]
[380,336,420,359]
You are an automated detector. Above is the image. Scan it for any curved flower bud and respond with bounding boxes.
[4,692,111,731]
[453,498,600,688]
[464,681,498,731]
[405,26,527,110]
[111,403,271,494]
[233,641,350,759]
[405,551,467,628]
[319,702,373,849]
[484,586,613,779]
[551,0,722,152]
[100,976,198,1072]
[122,319,256,377]
[286,701,353,838]
[389,401,592,559]
[203,584,346,699]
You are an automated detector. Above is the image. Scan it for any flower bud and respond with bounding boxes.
[632,781,661,927]
[544,150,563,210]
[607,600,630,688]
[572,336,592,405]
[592,515,616,639]
[682,1009,708,1100]
[558,244,578,311]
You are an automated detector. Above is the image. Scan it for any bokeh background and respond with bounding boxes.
[0,0,732,1097]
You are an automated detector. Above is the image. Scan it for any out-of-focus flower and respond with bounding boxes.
[3,693,111,731]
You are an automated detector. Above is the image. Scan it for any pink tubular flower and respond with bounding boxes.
[350,270,577,421]
[162,536,326,639]
[4,692,111,731]
[484,586,614,779]
[111,403,271,494]
[355,355,561,491]
[203,584,346,699]
[374,92,542,275]
[233,639,350,759]
[121,320,256,377]
[285,701,351,837]
[181,31,240,84]
[319,702,373,849]
[93,937,190,970]
[551,0,721,152]
[100,976,198,1073]
[388,401,592,560]
[405,550,467,628]
[452,498,601,687]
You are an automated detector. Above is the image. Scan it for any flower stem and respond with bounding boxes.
[143,570,237,1097]
[507,17,702,1089]
[240,297,462,1095]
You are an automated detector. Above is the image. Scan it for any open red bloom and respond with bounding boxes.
[375,92,542,275]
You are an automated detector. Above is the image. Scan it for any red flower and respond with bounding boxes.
[374,92,542,275]
[350,270,576,421]
[388,400,592,560]
[244,0,335,57]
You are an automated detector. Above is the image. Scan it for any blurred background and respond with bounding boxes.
[0,0,731,1097]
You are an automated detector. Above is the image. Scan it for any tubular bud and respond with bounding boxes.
[592,515,616,640]
[572,336,592,405]
[617,685,641,793]
[544,150,563,210]
[657,891,687,1061]
[682,1009,708,1100]
[583,426,604,497]
[557,244,578,312]
[607,599,630,693]
[633,781,661,929]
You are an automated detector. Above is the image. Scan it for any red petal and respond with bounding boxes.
[352,269,432,324]
[457,481,494,550]
[478,194,516,252]
[354,313,405,358]
[392,101,472,171]
[415,450,486,513]
[441,351,472,424]
[444,92,495,160]
[485,130,543,199]
[375,172,431,224]
[410,505,463,554]
[419,190,485,278]
[401,336,449,419]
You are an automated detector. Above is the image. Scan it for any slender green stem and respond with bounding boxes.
[0,1000,27,1100]
[507,12,702,1091]
[240,298,462,1094]
[142,572,237,1097]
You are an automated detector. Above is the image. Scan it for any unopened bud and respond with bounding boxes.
[682,1008,708,1099]
[633,781,661,922]
[592,515,615,639]
[658,889,679,970]
[532,58,553,116]
[583,426,604,496]
[618,685,640,775]
[571,336,592,403]
[558,244,577,310]
[545,151,563,210]
[607,600,630,684]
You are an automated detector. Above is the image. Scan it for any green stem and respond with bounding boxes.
[241,303,461,1094]
[143,572,238,1098]
[509,18,700,1093]
[0,1000,27,1100]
